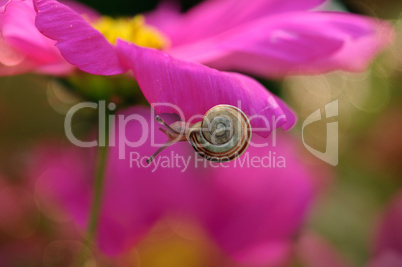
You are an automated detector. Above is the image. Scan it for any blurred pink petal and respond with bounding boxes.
[297,232,355,267]
[32,0,391,79]
[367,251,402,267]
[32,106,313,265]
[190,134,312,265]
[168,12,393,77]
[144,1,181,34]
[232,242,291,267]
[374,192,402,256]
[0,0,11,12]
[144,0,392,77]
[117,41,296,137]
[32,107,195,255]
[369,191,402,267]
[366,191,402,267]
[97,108,196,254]
[0,0,73,75]
[59,0,100,22]
[0,38,25,66]
[33,146,94,227]
[34,0,126,75]
[149,0,326,47]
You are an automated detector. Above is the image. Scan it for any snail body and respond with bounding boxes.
[147,105,252,164]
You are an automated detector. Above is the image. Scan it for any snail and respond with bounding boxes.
[146,105,252,164]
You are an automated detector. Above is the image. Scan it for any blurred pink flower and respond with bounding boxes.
[0,173,89,267]
[370,191,402,267]
[32,106,313,266]
[146,0,393,77]
[0,0,73,75]
[33,0,393,78]
[367,253,402,267]
[296,232,355,267]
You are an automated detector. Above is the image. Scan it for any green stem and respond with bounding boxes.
[87,110,110,242]
[79,105,110,266]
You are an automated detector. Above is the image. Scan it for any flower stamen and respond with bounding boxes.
[92,15,169,49]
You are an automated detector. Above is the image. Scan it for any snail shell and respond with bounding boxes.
[188,105,251,162]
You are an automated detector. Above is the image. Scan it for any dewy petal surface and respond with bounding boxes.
[168,12,393,77]
[116,41,296,137]
[34,0,126,75]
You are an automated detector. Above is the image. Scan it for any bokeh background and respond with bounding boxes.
[0,0,402,266]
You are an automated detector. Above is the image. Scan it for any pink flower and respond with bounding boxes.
[296,232,355,267]
[33,0,392,78]
[370,192,402,267]
[147,0,393,77]
[0,0,296,135]
[33,106,313,266]
[0,0,73,75]
[31,0,393,135]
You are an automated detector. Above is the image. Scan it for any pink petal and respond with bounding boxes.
[0,0,11,12]
[59,0,100,22]
[374,192,402,256]
[144,1,181,34]
[31,107,201,256]
[31,106,311,262]
[116,41,296,137]
[97,107,196,254]
[297,232,355,267]
[34,0,126,75]
[0,33,25,66]
[0,0,73,75]
[0,62,33,75]
[2,0,58,64]
[35,60,76,75]
[151,0,326,47]
[189,134,313,265]
[32,146,94,227]
[367,252,402,267]
[233,242,291,267]
[169,12,393,77]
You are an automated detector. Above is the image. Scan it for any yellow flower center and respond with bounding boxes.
[92,15,169,49]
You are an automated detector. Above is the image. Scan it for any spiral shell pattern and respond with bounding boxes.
[188,105,251,162]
